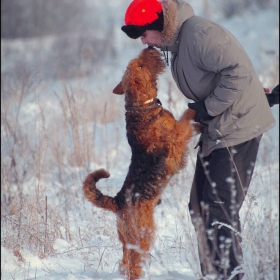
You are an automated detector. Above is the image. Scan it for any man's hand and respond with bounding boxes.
[265,84,279,107]
[188,101,214,123]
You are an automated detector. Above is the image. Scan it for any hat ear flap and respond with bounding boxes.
[121,25,146,39]
[146,12,164,31]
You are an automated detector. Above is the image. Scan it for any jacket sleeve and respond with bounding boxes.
[194,25,253,116]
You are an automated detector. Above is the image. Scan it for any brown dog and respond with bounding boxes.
[83,48,197,279]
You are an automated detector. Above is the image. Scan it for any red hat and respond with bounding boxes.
[122,0,164,39]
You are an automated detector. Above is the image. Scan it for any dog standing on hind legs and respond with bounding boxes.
[83,47,199,280]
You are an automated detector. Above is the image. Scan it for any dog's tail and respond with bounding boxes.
[83,169,118,213]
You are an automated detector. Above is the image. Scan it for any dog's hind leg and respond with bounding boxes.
[117,225,144,279]
[129,205,155,279]
[127,249,145,280]
[118,229,129,276]
[127,231,154,280]
[118,202,156,279]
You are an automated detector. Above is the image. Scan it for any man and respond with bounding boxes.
[121,0,276,279]
[266,84,279,107]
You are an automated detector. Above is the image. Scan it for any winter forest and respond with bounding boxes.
[1,0,279,279]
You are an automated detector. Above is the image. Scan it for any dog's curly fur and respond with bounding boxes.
[83,48,198,280]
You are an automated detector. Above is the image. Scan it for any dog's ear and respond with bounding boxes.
[113,82,124,95]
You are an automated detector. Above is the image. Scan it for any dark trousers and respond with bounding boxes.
[189,136,262,280]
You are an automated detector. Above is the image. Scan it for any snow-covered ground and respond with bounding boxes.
[1,1,279,280]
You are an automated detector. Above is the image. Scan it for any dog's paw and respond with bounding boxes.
[119,261,128,276]
[193,123,203,135]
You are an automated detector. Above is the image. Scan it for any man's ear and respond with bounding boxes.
[113,82,124,95]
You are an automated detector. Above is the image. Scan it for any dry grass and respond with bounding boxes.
[1,69,123,262]
[1,69,279,280]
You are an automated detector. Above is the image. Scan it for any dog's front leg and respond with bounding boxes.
[178,108,202,137]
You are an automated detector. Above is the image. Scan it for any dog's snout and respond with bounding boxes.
[113,82,124,95]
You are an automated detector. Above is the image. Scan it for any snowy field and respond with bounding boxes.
[1,0,279,280]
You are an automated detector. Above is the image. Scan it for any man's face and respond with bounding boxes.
[140,30,162,48]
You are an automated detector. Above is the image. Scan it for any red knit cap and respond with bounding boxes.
[125,0,162,25]
[122,0,164,39]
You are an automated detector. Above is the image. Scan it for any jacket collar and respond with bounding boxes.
[160,0,194,49]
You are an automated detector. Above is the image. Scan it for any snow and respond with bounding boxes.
[1,1,279,280]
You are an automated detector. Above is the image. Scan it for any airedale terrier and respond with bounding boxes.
[83,48,197,280]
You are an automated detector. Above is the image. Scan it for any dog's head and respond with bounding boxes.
[113,48,166,106]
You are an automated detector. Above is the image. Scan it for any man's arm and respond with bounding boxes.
[193,26,253,117]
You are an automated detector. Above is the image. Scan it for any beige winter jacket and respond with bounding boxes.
[160,0,275,156]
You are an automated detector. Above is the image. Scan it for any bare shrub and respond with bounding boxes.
[51,86,123,170]
[46,32,116,80]
[212,0,278,19]
[1,31,117,81]
[212,0,253,19]
[255,0,275,9]
[1,65,124,260]
[1,0,117,80]
[1,69,61,258]
[1,0,88,38]
[1,66,42,215]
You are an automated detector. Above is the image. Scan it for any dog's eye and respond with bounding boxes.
[139,64,143,69]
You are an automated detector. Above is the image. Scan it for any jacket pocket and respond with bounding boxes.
[208,108,243,140]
